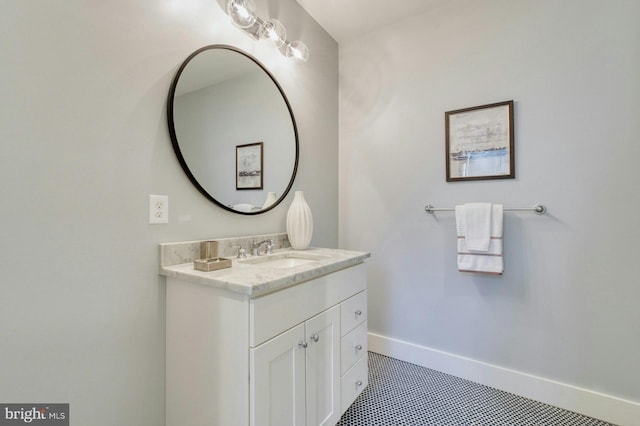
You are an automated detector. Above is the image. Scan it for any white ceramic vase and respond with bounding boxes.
[262,192,277,209]
[286,191,313,250]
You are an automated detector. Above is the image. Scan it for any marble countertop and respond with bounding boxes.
[160,247,371,298]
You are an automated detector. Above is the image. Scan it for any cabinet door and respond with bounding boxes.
[305,305,341,426]
[251,324,306,426]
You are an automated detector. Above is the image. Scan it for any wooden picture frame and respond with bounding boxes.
[236,142,263,190]
[445,100,514,182]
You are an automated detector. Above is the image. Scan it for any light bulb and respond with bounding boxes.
[227,0,257,29]
[285,40,309,62]
[259,19,286,47]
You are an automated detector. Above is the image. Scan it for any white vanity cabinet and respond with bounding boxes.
[251,306,340,426]
[165,261,367,426]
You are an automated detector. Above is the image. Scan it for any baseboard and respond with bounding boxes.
[368,332,640,426]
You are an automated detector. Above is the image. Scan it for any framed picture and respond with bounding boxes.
[236,142,263,190]
[445,100,514,182]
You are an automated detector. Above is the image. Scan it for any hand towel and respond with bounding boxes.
[455,204,504,241]
[462,202,492,251]
[455,204,504,275]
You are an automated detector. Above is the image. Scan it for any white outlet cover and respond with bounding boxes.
[149,195,169,224]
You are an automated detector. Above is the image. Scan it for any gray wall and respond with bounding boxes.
[339,0,640,403]
[0,1,337,425]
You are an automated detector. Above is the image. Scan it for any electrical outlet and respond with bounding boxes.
[149,195,169,224]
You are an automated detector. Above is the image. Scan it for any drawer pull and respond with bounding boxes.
[355,310,362,316]
[298,341,308,349]
[355,344,363,351]
[355,380,363,387]
[310,334,320,342]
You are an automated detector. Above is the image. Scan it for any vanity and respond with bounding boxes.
[163,43,363,425]
[160,235,370,426]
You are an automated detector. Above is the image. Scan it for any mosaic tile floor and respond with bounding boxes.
[337,352,615,426]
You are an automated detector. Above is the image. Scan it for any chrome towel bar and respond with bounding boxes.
[424,204,547,215]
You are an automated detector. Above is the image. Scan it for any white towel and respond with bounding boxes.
[462,203,492,251]
[455,204,504,275]
[232,203,260,212]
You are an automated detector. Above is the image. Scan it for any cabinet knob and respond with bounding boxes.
[355,310,362,316]
[355,380,363,387]
[355,344,363,351]
[310,334,320,342]
[298,341,308,349]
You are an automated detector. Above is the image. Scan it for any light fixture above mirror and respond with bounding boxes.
[226,0,309,62]
[259,19,286,48]
[227,0,257,28]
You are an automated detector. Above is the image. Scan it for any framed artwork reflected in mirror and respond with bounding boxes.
[236,142,263,190]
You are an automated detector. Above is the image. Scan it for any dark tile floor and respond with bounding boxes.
[337,352,615,426]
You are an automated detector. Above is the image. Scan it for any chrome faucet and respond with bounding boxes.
[252,239,274,256]
[233,245,247,259]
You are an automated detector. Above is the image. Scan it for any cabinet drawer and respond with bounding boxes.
[340,321,367,375]
[340,290,367,337]
[341,355,368,414]
[250,264,366,347]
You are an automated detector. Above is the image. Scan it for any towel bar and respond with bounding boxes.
[424,204,546,215]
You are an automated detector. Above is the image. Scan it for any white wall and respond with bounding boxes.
[0,1,337,425]
[340,0,640,413]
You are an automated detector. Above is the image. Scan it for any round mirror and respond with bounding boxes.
[167,45,298,214]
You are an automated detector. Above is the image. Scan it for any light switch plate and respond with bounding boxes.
[149,195,169,224]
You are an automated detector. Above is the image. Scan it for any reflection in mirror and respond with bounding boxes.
[168,45,298,214]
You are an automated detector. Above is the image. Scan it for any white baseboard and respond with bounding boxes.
[369,332,640,426]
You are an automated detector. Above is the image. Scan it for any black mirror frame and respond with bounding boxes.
[167,44,299,215]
